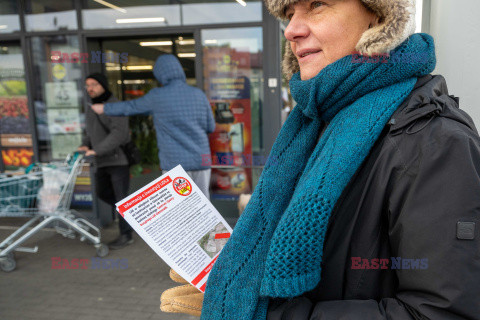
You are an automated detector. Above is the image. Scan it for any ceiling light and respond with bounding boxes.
[204,39,218,44]
[123,80,146,84]
[178,53,196,58]
[94,0,127,13]
[126,65,153,70]
[236,0,247,7]
[140,41,173,46]
[178,40,195,45]
[106,66,121,71]
[0,25,8,30]
[116,17,165,24]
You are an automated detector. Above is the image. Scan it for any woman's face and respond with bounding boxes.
[285,0,378,80]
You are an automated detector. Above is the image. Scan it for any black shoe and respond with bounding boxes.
[108,234,134,250]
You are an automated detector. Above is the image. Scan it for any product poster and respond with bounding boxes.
[50,133,82,159]
[46,108,81,134]
[0,93,33,170]
[45,81,79,108]
[71,164,93,207]
[44,81,82,160]
[203,47,254,198]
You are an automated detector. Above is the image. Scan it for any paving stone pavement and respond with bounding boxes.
[0,217,203,320]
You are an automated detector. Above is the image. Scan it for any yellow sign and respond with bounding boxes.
[52,64,66,80]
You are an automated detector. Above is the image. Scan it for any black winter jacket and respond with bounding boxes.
[267,75,480,320]
[82,95,130,168]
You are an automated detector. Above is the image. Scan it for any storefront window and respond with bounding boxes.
[0,0,21,34]
[82,0,261,30]
[201,27,263,200]
[182,1,262,25]
[0,42,33,172]
[25,0,77,32]
[30,35,83,161]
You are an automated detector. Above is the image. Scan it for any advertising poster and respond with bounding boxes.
[0,84,34,170]
[71,164,93,207]
[44,81,82,160]
[50,133,82,159]
[203,47,253,198]
[46,108,81,134]
[45,81,79,108]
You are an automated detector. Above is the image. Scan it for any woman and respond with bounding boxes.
[162,0,480,319]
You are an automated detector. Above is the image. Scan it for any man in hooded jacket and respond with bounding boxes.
[91,54,215,199]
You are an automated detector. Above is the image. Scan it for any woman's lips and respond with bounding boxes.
[297,50,322,62]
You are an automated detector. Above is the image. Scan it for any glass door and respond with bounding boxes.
[95,35,196,184]
[201,27,264,201]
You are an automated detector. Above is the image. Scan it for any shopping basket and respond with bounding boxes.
[0,153,109,272]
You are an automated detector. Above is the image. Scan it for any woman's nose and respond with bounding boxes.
[284,14,310,42]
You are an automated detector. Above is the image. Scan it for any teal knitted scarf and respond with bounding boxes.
[202,34,436,320]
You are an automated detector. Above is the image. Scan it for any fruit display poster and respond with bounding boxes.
[0,87,34,170]
[203,46,253,198]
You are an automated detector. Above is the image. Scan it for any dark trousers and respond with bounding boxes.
[95,165,133,236]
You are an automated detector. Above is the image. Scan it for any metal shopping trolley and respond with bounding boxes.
[0,153,109,272]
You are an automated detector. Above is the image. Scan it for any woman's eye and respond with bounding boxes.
[311,1,324,9]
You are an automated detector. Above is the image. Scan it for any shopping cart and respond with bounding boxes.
[0,153,109,272]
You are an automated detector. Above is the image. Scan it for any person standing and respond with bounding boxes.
[91,54,216,199]
[79,73,134,250]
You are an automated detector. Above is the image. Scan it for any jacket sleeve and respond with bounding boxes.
[267,126,480,320]
[81,132,91,149]
[93,116,130,157]
[205,96,216,133]
[104,91,154,116]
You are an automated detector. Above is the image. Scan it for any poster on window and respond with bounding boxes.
[46,108,81,134]
[50,133,82,159]
[45,81,79,108]
[203,47,254,197]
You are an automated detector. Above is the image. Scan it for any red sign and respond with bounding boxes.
[172,177,192,196]
[117,176,172,215]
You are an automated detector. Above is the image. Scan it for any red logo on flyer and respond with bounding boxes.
[173,177,192,196]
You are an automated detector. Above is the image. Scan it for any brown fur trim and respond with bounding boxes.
[283,42,300,81]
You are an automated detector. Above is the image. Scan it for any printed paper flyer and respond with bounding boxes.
[116,165,232,292]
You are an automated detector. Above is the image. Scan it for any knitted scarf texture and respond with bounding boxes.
[201,33,436,320]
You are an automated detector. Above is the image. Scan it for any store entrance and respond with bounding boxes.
[86,34,196,189]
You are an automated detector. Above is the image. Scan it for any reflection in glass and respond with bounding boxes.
[0,0,20,34]
[30,36,83,161]
[201,27,263,199]
[25,0,77,31]
[82,0,261,29]
[0,43,33,171]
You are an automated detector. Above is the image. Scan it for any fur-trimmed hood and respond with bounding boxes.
[265,0,416,79]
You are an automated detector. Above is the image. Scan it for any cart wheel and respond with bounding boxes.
[96,244,109,257]
[0,256,16,272]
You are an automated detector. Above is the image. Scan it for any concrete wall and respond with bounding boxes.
[427,0,480,126]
